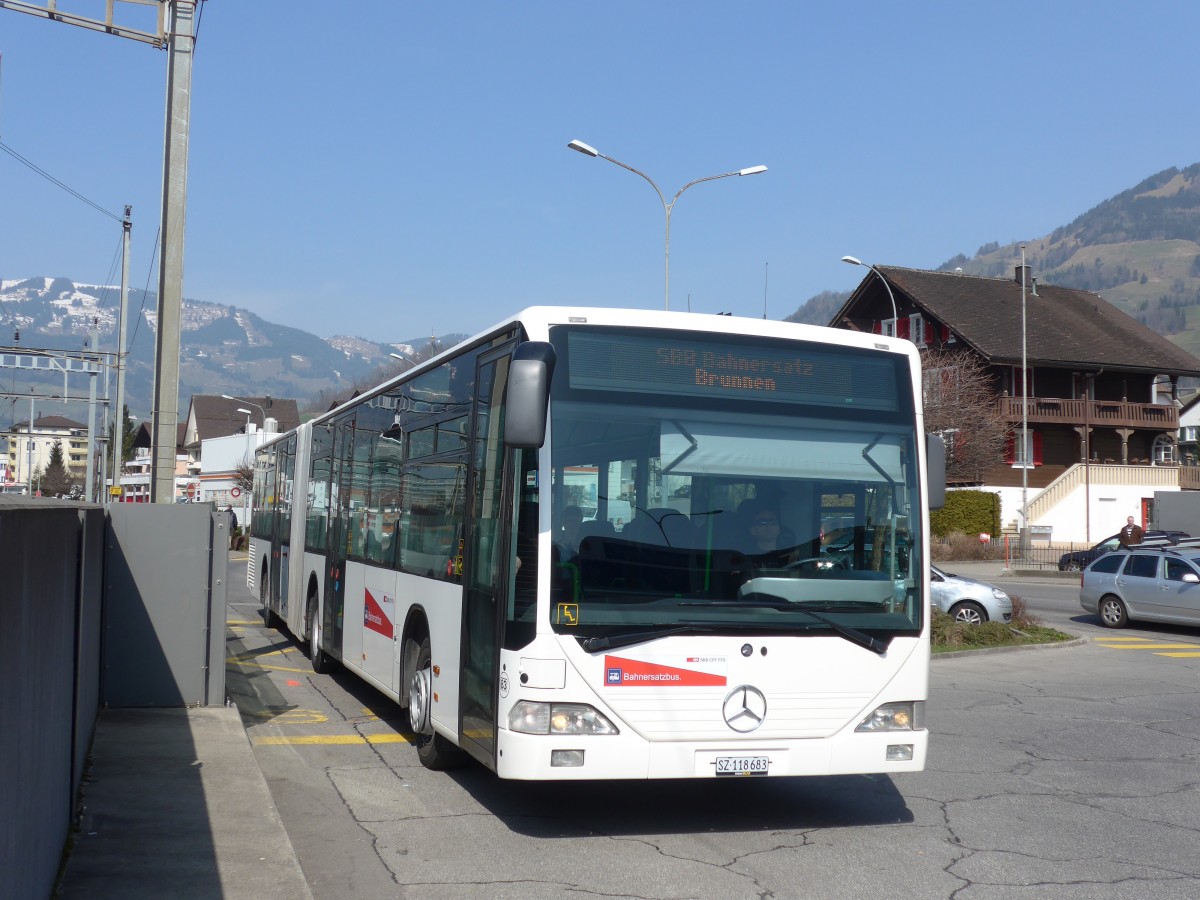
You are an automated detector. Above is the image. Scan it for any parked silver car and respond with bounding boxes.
[1079,545,1200,628]
[931,565,1013,624]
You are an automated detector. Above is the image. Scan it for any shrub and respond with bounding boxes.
[930,489,1001,538]
[931,531,1005,561]
[932,594,1073,652]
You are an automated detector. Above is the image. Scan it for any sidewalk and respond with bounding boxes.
[56,707,312,900]
[935,558,1079,582]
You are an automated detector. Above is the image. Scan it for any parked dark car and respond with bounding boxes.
[1058,530,1190,571]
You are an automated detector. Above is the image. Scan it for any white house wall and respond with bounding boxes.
[990,482,1178,544]
[200,430,263,523]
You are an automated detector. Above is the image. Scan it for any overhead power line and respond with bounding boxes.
[0,138,123,222]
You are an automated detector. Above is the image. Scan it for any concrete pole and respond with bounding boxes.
[150,0,195,502]
[85,367,97,500]
[113,206,131,503]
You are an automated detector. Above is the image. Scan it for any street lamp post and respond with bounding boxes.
[567,140,767,311]
[841,256,899,324]
[234,406,253,526]
[221,394,266,428]
[1020,243,1029,558]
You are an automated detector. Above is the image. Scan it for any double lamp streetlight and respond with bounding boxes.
[567,140,766,311]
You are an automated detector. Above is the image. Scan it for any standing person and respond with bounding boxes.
[1118,515,1144,547]
[226,505,239,549]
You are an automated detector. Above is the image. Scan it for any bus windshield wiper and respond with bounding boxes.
[679,596,890,656]
[578,626,714,653]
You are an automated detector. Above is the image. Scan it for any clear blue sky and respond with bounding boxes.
[3,1,1199,342]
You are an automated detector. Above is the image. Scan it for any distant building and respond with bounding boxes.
[5,414,90,490]
[114,394,299,504]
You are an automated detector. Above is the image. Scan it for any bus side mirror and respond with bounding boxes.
[504,341,556,448]
[926,433,946,510]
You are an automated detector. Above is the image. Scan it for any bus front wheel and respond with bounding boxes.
[409,636,464,770]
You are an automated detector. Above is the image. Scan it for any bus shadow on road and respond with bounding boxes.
[450,769,914,836]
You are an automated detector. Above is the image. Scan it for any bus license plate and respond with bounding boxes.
[715,756,769,776]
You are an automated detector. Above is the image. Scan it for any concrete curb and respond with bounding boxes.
[933,634,1088,660]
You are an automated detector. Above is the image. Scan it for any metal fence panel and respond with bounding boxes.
[104,505,227,707]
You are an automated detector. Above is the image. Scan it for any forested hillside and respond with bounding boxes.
[786,163,1200,354]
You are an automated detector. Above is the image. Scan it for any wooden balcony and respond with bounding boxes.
[1180,465,1200,491]
[998,396,1178,430]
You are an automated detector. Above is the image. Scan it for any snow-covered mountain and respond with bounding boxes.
[0,276,447,419]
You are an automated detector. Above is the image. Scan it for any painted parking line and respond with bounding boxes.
[1094,638,1200,657]
[251,733,410,746]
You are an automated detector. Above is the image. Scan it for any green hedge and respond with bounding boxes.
[930,490,1001,538]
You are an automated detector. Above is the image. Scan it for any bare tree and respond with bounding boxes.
[233,461,254,496]
[920,348,1010,483]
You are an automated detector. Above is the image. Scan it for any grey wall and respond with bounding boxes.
[0,498,226,900]
[1153,491,1200,534]
[104,504,228,706]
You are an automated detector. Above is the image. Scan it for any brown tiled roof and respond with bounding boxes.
[189,395,301,446]
[832,266,1200,377]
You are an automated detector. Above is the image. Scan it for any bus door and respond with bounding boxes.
[323,419,354,654]
[267,453,283,611]
[459,345,515,767]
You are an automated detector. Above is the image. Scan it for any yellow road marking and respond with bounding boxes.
[1155,652,1200,657]
[251,733,410,746]
[228,647,298,662]
[226,658,314,674]
[1094,636,1151,641]
[1097,643,1200,650]
[243,708,329,724]
[227,620,260,625]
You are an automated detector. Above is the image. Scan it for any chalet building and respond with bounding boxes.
[832,265,1200,542]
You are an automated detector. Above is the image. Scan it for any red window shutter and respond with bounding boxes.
[1004,433,1015,464]
[924,322,935,345]
[871,320,882,335]
[1033,432,1044,466]
[895,318,910,340]
[941,325,951,342]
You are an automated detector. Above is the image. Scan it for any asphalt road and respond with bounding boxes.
[226,568,1200,899]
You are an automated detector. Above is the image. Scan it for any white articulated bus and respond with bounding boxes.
[249,307,945,780]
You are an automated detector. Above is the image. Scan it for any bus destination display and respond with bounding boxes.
[566,330,900,411]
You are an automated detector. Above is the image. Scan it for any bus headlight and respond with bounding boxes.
[508,701,619,735]
[856,701,923,732]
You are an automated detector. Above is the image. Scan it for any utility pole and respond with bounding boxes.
[150,0,196,503]
[0,1,194,504]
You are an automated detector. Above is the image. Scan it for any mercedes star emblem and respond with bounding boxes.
[722,685,767,733]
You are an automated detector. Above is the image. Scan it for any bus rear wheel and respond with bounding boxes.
[409,636,465,770]
[306,593,333,674]
[261,561,281,630]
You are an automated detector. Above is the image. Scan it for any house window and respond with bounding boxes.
[1006,430,1043,469]
[910,315,925,347]
[1153,434,1176,465]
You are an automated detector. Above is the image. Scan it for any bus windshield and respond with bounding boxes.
[547,326,923,641]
